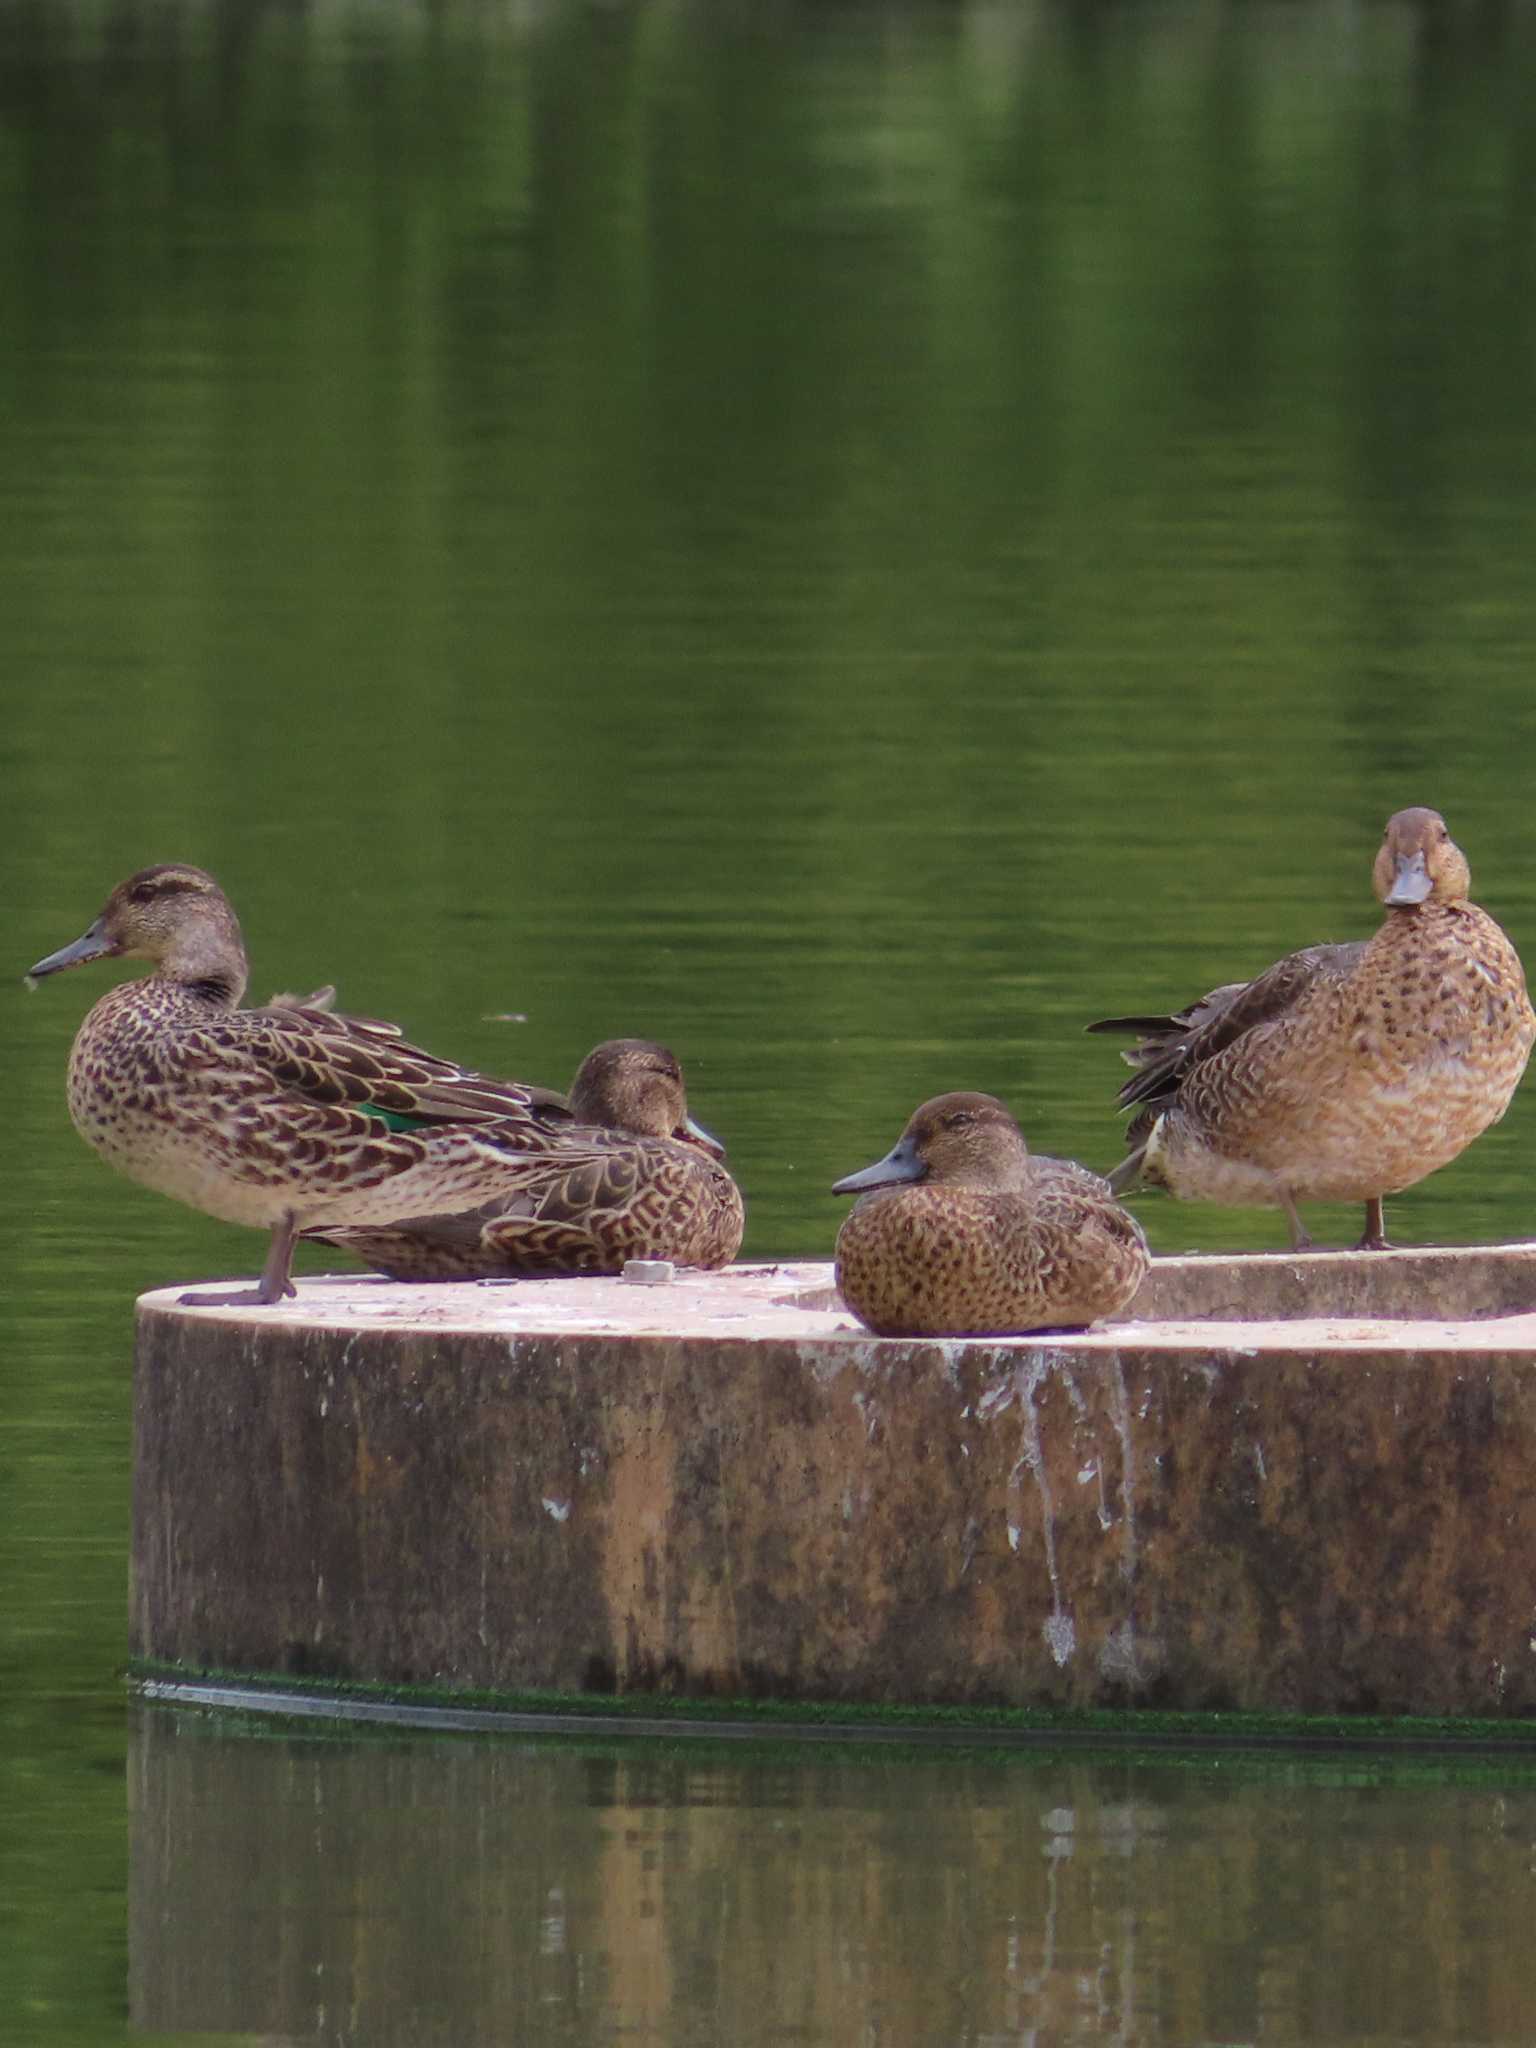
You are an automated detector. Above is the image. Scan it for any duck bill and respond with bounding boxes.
[678,1115,727,1161]
[1384,851,1433,907]
[831,1135,926,1196]
[25,920,114,987]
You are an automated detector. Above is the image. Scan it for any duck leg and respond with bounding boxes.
[179,1212,300,1308]
[1356,1196,1391,1252]
[1277,1186,1313,1253]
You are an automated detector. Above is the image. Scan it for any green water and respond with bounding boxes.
[126,1710,1536,2046]
[8,0,1536,2039]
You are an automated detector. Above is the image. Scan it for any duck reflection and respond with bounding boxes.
[129,1705,1536,2046]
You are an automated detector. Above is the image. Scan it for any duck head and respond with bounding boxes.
[27,864,249,1001]
[1372,808,1471,910]
[569,1038,725,1157]
[832,1091,1031,1195]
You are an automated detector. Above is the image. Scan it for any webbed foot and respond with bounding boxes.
[178,1278,298,1308]
[180,1217,301,1307]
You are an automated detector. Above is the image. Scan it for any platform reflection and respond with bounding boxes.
[129,1703,1536,2045]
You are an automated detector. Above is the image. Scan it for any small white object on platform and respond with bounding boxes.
[623,1260,676,1286]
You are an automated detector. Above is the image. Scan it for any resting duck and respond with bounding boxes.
[310,1036,745,1278]
[1090,807,1535,1249]
[832,1091,1149,1338]
[26,864,573,1305]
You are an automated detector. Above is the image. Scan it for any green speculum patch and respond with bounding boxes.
[362,1105,433,1134]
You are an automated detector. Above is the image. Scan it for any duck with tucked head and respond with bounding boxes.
[832,1092,1149,1338]
[26,864,574,1306]
[310,1036,745,1279]
[1090,807,1535,1250]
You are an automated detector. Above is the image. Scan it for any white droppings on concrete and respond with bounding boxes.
[1108,1355,1138,1585]
[1077,1463,1097,1485]
[1095,1466,1113,1534]
[1253,1441,1267,1483]
[1042,1612,1076,1667]
[799,1343,852,1387]
[1008,1354,1075,1663]
[1007,1524,1022,1552]
[935,1341,969,1387]
[542,1497,571,1523]
[977,1378,1016,1421]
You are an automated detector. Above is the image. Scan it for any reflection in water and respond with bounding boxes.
[130,1706,1536,2046]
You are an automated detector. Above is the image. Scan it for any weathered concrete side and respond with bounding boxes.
[131,1256,1536,1717]
[1120,1239,1536,1322]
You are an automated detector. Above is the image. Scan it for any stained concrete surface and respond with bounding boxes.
[133,1248,1536,1717]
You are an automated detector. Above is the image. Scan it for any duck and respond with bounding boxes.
[308,1037,745,1278]
[26,864,576,1306]
[1089,806,1536,1250]
[831,1091,1149,1338]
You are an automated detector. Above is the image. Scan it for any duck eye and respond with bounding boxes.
[946,1112,974,1131]
[130,881,158,904]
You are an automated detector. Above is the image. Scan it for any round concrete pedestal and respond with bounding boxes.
[132,1246,1536,1721]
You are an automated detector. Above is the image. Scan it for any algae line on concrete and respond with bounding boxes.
[130,1661,1536,1758]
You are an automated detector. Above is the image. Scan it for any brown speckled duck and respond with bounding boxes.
[26,864,574,1306]
[832,1092,1149,1338]
[1090,807,1535,1250]
[310,1037,745,1279]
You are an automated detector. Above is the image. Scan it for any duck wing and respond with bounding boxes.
[1090,941,1367,1116]
[311,1135,692,1278]
[198,1002,573,1130]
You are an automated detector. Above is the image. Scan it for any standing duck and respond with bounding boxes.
[832,1092,1149,1338]
[26,864,574,1305]
[310,1037,745,1279]
[1090,807,1535,1250]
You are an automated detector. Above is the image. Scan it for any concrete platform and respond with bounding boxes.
[132,1245,1536,1719]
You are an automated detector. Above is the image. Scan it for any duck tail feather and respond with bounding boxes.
[1085,1014,1179,1037]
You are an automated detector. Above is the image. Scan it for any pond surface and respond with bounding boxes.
[126,1709,1536,2048]
[7,0,1536,2039]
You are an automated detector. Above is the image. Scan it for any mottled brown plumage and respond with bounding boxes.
[832,1092,1149,1338]
[26,865,574,1305]
[310,1037,745,1279]
[1090,808,1535,1249]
